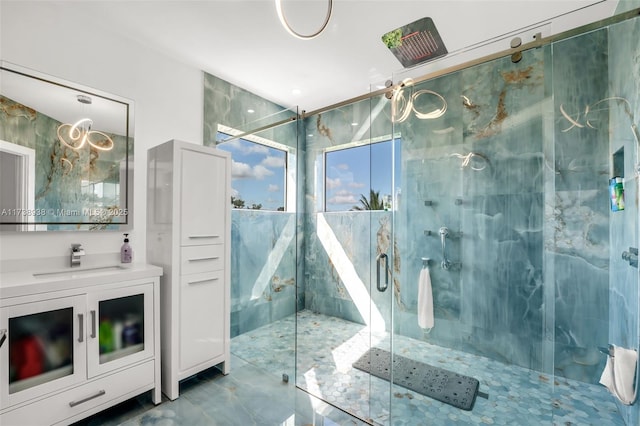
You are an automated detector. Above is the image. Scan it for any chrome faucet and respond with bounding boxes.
[71,244,85,267]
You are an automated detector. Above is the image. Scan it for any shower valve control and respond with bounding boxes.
[622,247,638,268]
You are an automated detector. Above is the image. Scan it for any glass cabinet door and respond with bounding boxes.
[0,295,86,408]
[86,283,154,377]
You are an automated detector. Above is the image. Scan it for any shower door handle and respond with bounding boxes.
[376,253,389,292]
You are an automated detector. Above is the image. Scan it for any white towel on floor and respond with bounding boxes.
[418,267,434,330]
[599,345,638,405]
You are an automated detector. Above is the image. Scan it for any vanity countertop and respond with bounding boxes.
[0,262,163,300]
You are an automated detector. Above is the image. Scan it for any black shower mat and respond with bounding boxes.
[352,347,480,411]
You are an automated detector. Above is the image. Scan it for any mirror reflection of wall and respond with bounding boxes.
[0,64,133,232]
[0,141,36,231]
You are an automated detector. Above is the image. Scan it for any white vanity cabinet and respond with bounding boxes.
[147,139,231,400]
[0,265,162,426]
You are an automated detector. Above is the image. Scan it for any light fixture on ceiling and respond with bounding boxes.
[57,95,114,151]
[275,0,333,40]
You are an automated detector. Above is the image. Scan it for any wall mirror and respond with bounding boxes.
[0,63,133,231]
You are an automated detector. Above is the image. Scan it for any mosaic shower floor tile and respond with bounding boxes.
[232,310,626,426]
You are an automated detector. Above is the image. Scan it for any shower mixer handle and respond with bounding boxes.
[622,247,638,268]
[439,227,449,239]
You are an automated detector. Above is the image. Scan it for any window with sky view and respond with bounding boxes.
[325,138,401,211]
[217,134,287,211]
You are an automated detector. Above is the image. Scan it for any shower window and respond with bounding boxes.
[217,130,290,211]
[324,137,401,212]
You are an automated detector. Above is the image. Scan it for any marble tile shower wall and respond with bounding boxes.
[203,73,297,142]
[304,210,394,323]
[203,73,301,338]
[230,210,297,336]
[608,15,640,426]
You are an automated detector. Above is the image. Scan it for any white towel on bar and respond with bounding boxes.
[599,344,638,405]
[418,267,434,330]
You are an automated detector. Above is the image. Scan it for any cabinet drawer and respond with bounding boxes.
[179,271,225,371]
[181,245,224,275]
[1,360,155,426]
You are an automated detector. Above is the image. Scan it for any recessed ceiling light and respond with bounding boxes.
[247,109,255,113]
[351,122,358,126]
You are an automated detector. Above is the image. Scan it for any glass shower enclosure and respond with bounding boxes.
[297,9,639,426]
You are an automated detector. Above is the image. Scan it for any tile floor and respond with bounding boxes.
[73,354,366,426]
[75,310,626,426]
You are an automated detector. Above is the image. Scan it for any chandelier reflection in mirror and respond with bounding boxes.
[56,95,114,152]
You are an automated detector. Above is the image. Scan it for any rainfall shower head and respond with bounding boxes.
[381,17,447,68]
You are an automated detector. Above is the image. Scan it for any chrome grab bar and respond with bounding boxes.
[376,253,389,292]
[439,227,451,270]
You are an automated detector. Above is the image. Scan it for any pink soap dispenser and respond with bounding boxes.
[121,233,133,263]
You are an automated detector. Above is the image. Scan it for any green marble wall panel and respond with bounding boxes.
[203,72,297,147]
[202,72,300,338]
[607,13,640,425]
[230,210,297,337]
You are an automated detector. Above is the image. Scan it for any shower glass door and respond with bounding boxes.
[296,94,395,423]
[387,40,555,422]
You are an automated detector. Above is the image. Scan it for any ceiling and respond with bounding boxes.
[20,1,624,113]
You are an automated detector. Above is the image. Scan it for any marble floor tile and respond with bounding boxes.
[73,354,365,426]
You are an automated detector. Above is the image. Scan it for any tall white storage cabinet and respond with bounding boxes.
[147,139,231,400]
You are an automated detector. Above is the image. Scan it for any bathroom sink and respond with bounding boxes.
[33,265,128,278]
